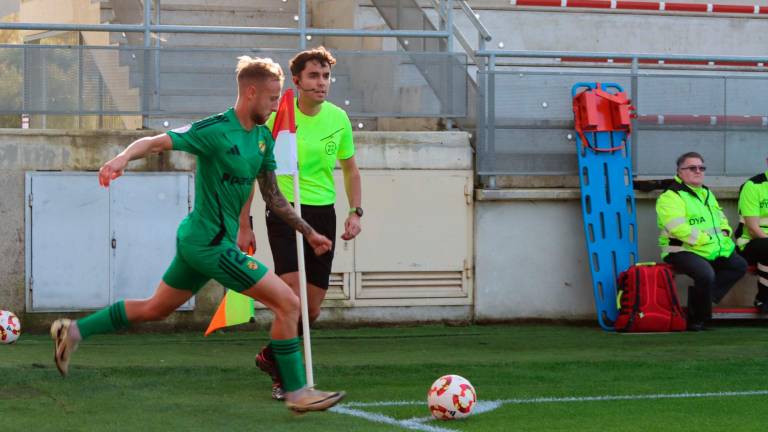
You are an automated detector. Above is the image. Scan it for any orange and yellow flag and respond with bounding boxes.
[204,289,255,336]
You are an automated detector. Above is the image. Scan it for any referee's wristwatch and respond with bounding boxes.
[349,207,364,217]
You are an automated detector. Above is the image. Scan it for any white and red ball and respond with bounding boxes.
[0,310,21,344]
[427,374,477,420]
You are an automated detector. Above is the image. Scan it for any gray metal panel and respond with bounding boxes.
[110,173,193,309]
[28,173,110,311]
[725,77,768,116]
[635,130,726,176]
[724,131,768,176]
[494,72,630,123]
[638,76,725,116]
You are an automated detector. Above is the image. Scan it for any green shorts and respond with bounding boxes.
[162,239,269,294]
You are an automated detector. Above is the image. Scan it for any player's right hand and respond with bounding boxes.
[237,227,256,255]
[307,231,333,256]
[98,154,129,187]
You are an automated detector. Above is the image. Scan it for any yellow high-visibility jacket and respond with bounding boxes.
[656,176,734,260]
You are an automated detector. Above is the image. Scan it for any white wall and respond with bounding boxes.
[475,188,758,321]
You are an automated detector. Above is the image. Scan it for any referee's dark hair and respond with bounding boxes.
[290,46,337,77]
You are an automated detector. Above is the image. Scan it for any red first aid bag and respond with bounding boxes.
[614,263,687,332]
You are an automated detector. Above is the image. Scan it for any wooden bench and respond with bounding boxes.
[712,265,765,319]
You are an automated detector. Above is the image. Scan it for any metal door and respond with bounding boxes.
[110,174,194,309]
[26,172,194,311]
[26,173,110,311]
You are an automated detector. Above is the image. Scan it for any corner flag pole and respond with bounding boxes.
[272,88,314,387]
[292,175,314,387]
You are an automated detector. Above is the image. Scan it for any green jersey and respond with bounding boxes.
[267,99,354,205]
[168,108,276,246]
[737,171,768,250]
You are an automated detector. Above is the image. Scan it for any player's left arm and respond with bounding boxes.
[237,187,256,254]
[340,156,362,241]
[99,134,173,187]
[256,170,332,255]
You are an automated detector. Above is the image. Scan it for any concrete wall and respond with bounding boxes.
[475,188,757,321]
[0,129,473,331]
[2,130,760,331]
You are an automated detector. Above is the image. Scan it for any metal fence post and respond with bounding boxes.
[41,49,47,129]
[142,0,152,128]
[630,57,639,175]
[154,0,162,121]
[78,45,83,129]
[99,72,104,129]
[22,45,28,121]
[445,0,455,122]
[722,76,728,176]
[476,54,486,186]
[445,0,453,53]
[487,54,496,189]
[299,0,307,50]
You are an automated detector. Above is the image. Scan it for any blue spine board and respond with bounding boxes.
[573,83,639,331]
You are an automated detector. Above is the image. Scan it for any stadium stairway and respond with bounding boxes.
[100,0,314,128]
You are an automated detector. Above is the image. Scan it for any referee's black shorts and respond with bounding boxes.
[265,203,336,289]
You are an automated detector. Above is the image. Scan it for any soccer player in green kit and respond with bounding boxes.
[256,47,362,400]
[49,56,345,412]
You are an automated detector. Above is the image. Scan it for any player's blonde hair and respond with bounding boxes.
[236,56,284,87]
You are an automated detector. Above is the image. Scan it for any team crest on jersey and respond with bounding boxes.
[258,140,266,154]
[247,261,258,270]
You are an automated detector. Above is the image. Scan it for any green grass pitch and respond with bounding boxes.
[3,324,768,431]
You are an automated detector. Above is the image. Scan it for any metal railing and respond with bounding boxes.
[3,44,465,129]
[475,50,768,185]
[0,0,465,128]
[430,0,491,67]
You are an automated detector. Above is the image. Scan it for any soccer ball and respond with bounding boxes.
[427,374,477,420]
[0,310,21,344]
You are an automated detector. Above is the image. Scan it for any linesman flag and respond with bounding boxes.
[204,289,255,336]
[272,88,298,175]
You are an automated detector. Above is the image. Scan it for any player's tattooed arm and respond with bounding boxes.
[256,170,314,237]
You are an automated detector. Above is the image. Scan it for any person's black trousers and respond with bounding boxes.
[664,251,747,324]
[740,237,768,303]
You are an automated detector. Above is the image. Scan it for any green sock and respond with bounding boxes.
[76,300,130,340]
[271,337,306,392]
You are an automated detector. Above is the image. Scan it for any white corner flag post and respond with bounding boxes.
[272,89,314,387]
[291,169,314,387]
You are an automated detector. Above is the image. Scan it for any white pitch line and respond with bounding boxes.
[333,390,768,432]
[341,400,422,408]
[498,390,768,405]
[329,406,457,432]
[405,400,504,424]
[341,389,768,408]
[339,399,426,407]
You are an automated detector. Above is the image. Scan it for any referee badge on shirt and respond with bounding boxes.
[325,141,337,155]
